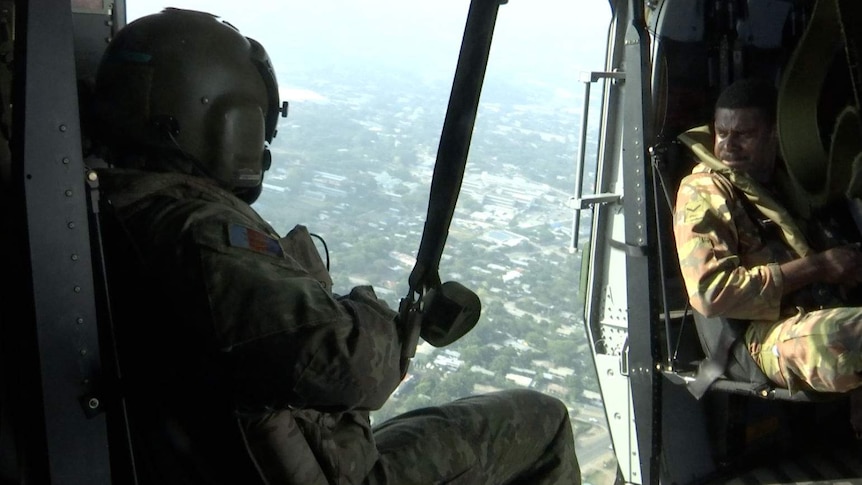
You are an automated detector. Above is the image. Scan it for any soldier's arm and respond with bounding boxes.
[187,218,407,412]
[673,173,783,320]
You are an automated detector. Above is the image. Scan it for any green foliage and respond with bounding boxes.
[255,67,604,438]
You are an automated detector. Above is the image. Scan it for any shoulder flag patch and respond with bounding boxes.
[228,223,283,258]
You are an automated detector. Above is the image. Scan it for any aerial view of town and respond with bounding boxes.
[112,1,619,481]
[254,61,614,483]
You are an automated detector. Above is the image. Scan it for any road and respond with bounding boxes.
[572,404,616,483]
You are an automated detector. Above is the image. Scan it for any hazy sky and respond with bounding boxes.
[125,1,611,85]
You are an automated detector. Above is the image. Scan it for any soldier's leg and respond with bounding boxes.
[769,307,862,393]
[365,389,580,485]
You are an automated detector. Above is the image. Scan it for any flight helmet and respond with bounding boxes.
[92,8,285,201]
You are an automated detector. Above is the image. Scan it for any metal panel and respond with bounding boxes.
[19,1,112,483]
[581,1,643,483]
[72,6,114,83]
[618,1,660,484]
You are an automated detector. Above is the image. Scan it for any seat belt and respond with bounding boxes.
[688,313,743,399]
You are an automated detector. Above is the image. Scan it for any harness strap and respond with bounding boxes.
[688,314,740,399]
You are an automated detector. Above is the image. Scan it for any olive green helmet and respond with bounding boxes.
[93,8,286,200]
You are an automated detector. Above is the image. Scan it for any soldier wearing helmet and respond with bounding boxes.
[91,8,580,485]
[92,7,281,204]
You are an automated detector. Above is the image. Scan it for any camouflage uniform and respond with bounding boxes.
[674,160,862,394]
[97,168,580,485]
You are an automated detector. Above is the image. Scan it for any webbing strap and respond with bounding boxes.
[688,315,739,399]
[409,0,503,294]
[777,0,862,209]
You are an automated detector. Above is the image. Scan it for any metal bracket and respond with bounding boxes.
[609,238,648,257]
[579,70,626,84]
[573,192,622,209]
[621,336,630,376]
[571,70,627,250]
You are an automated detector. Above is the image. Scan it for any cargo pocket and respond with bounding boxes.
[294,409,378,485]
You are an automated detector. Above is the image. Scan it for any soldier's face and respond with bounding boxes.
[713,107,778,183]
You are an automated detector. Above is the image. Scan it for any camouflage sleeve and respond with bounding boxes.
[188,218,405,412]
[673,172,783,320]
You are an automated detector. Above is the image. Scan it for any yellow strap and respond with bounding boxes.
[776,0,842,200]
[777,0,862,207]
[678,125,813,258]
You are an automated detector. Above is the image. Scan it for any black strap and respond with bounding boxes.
[401,0,504,348]
[408,0,502,294]
[689,311,772,398]
[689,313,741,399]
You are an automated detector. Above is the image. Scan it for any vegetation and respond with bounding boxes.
[256,65,608,450]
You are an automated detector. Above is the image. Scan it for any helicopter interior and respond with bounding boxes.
[639,0,862,478]
[0,1,536,483]
[657,0,862,388]
[5,0,862,483]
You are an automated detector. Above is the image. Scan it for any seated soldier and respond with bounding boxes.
[89,8,580,485]
[673,78,862,398]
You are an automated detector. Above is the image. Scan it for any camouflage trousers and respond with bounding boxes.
[365,389,580,485]
[749,306,862,393]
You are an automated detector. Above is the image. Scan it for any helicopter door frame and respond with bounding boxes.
[3,1,115,483]
[580,0,658,483]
